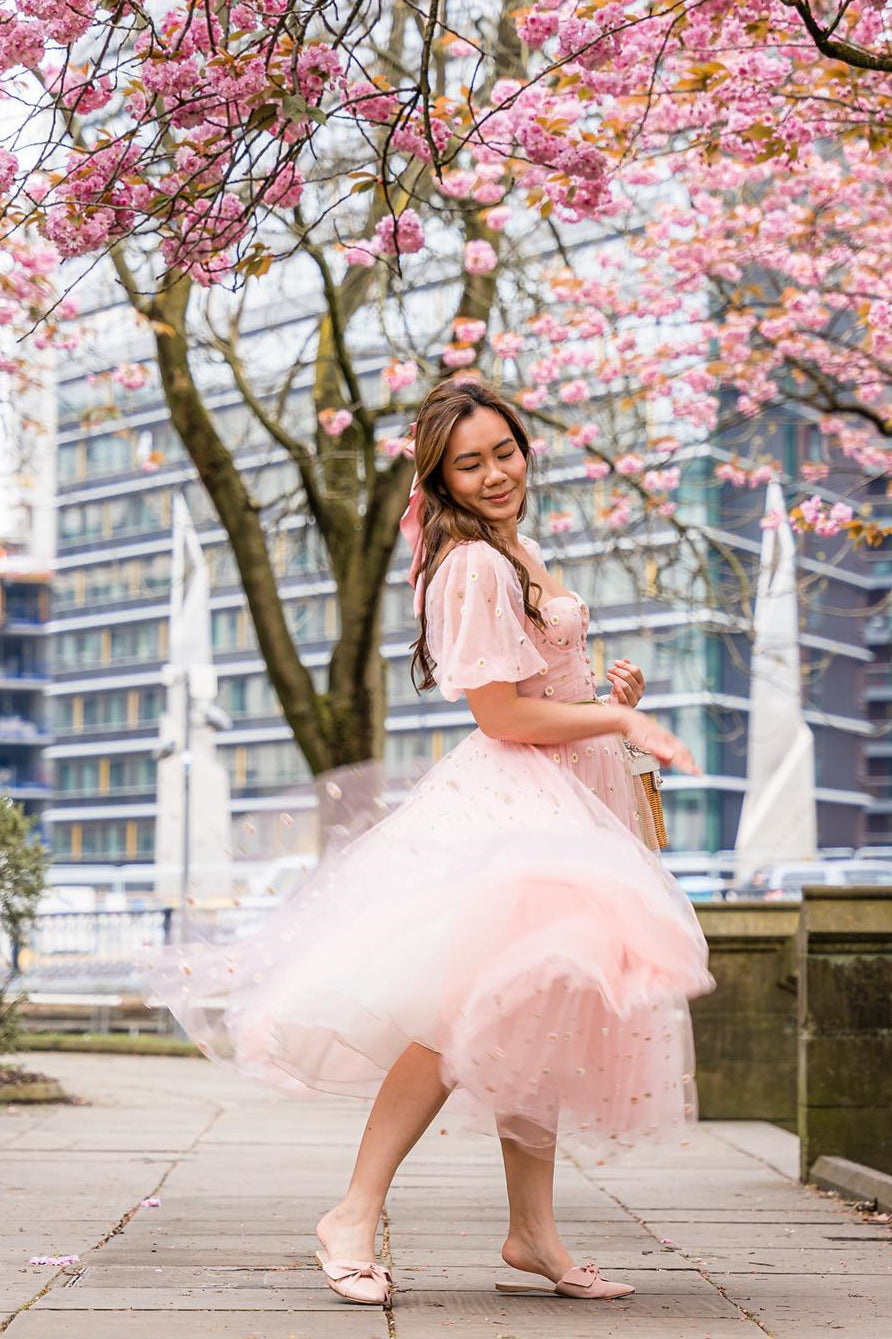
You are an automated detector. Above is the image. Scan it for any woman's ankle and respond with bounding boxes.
[320,1194,382,1230]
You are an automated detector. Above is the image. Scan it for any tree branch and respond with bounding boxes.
[784,0,892,72]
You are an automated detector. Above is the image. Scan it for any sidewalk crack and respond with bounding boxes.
[560,1144,778,1337]
[381,1204,397,1338]
[1,1101,224,1334]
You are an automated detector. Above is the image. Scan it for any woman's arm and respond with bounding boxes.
[465,682,700,774]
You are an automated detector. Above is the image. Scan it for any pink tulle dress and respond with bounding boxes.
[149,535,714,1155]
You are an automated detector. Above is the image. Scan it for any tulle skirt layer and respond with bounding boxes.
[147,730,714,1156]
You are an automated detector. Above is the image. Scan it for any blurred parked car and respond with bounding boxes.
[733,863,835,900]
[675,874,730,902]
[826,860,892,887]
[733,858,892,900]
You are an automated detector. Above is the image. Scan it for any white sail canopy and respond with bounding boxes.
[734,480,817,882]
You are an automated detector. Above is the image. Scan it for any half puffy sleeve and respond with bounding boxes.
[425,541,548,702]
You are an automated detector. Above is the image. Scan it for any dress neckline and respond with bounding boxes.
[424,535,585,612]
[518,535,582,611]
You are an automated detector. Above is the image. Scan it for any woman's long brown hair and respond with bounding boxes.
[409,379,545,694]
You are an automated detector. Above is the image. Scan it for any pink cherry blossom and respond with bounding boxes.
[483,206,511,231]
[345,246,376,268]
[715,462,748,488]
[615,453,645,475]
[453,318,487,344]
[760,509,787,531]
[266,165,305,209]
[642,467,680,493]
[112,363,150,391]
[0,149,17,193]
[558,379,589,405]
[549,510,574,534]
[319,408,354,437]
[603,498,632,530]
[584,459,611,481]
[345,81,400,124]
[463,240,497,274]
[570,424,600,447]
[382,361,418,393]
[518,387,548,411]
[443,344,476,368]
[379,436,413,458]
[800,494,824,526]
[374,208,425,257]
[829,501,854,526]
[748,463,779,487]
[491,332,524,359]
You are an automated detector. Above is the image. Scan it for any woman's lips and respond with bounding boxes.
[484,489,513,502]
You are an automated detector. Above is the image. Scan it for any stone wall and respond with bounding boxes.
[693,888,892,1181]
[692,902,799,1127]
[797,885,892,1179]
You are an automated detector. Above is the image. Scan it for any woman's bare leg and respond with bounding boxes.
[498,1122,575,1282]
[316,1042,452,1261]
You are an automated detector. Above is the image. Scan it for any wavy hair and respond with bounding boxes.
[409,379,544,694]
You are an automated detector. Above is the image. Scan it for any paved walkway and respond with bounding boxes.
[2,1053,890,1338]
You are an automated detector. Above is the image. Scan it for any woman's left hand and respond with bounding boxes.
[606,658,645,708]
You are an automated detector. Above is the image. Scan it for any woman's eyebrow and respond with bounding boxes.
[453,436,514,464]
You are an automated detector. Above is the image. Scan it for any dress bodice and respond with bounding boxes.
[424,533,596,705]
[518,590,596,704]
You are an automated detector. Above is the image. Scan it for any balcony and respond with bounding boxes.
[0,716,52,745]
[864,616,892,648]
[0,765,52,800]
[0,665,49,690]
[863,662,892,701]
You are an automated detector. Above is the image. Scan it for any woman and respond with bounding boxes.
[151,379,713,1308]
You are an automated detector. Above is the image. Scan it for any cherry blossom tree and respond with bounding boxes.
[0,1,889,769]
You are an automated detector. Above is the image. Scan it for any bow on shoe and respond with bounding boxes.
[319,1257,394,1304]
[556,1260,635,1299]
[322,1260,393,1286]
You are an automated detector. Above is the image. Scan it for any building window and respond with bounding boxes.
[225,740,309,789]
[139,688,162,723]
[80,821,126,858]
[136,820,155,858]
[108,622,160,665]
[55,630,103,670]
[212,608,245,651]
[108,492,167,538]
[58,502,103,547]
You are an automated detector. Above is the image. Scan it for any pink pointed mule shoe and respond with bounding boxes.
[496,1260,635,1300]
[314,1248,393,1306]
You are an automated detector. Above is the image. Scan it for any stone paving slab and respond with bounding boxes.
[7,1315,387,1338]
[393,1323,754,1339]
[3,1051,891,1339]
[706,1271,891,1336]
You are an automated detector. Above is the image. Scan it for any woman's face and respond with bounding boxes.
[439,406,527,524]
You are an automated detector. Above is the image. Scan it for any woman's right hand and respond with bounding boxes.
[613,706,701,776]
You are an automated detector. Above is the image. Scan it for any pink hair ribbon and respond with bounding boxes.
[399,473,426,618]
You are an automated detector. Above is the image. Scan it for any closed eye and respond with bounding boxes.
[459,450,516,472]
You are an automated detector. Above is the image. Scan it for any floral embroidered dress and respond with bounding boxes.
[149,535,713,1155]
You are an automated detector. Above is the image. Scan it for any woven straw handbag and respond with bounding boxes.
[574,697,668,849]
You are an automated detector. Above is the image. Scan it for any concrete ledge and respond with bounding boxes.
[810,1154,892,1212]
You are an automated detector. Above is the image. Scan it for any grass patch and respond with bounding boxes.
[20,1032,202,1057]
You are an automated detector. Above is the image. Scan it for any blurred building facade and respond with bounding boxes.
[41,295,889,875]
[0,348,56,828]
